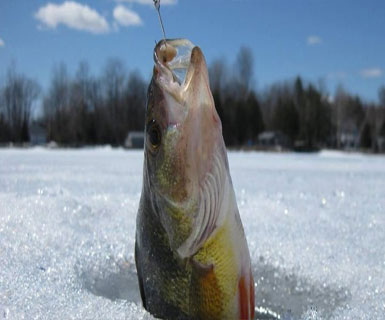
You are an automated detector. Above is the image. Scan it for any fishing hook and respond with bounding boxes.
[153,0,167,44]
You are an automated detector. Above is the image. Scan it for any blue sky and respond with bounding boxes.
[0,0,384,102]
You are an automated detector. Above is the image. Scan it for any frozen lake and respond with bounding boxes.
[0,148,384,319]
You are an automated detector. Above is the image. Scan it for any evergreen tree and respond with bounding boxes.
[360,122,372,149]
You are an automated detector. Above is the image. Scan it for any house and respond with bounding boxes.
[124,131,145,149]
[258,131,291,149]
[338,131,360,150]
[377,136,385,153]
[335,119,360,150]
[29,123,47,145]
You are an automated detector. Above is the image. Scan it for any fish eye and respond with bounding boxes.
[147,120,161,149]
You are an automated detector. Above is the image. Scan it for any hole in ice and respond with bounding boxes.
[76,255,350,319]
[252,259,351,319]
[76,257,141,303]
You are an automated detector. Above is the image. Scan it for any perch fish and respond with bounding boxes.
[135,39,255,320]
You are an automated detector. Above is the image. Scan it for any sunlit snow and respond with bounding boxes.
[0,148,384,319]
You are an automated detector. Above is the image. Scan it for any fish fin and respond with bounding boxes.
[250,270,255,319]
[135,242,147,309]
[238,275,249,320]
[238,270,255,320]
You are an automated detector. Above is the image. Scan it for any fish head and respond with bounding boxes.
[144,39,224,257]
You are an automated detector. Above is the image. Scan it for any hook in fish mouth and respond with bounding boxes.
[153,38,210,106]
[154,39,196,86]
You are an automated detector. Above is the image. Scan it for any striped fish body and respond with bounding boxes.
[135,39,254,320]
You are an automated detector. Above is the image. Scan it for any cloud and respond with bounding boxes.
[35,1,109,34]
[115,0,177,6]
[0,38,4,47]
[360,68,383,79]
[113,5,142,26]
[307,35,322,46]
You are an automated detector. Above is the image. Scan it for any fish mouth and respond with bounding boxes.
[154,39,194,84]
[153,39,201,101]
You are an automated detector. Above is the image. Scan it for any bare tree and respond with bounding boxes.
[43,63,71,142]
[69,61,97,144]
[102,58,126,144]
[126,70,146,132]
[379,86,385,107]
[377,87,385,142]
[333,85,347,148]
[209,58,228,94]
[235,46,254,96]
[1,66,40,142]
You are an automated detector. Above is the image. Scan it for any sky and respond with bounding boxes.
[0,0,384,103]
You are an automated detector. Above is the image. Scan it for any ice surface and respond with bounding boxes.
[0,148,384,319]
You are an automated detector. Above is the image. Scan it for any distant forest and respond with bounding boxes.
[1,47,385,152]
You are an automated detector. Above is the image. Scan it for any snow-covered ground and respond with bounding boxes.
[0,148,384,319]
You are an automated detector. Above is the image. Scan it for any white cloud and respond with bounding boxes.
[307,35,322,46]
[0,38,4,47]
[115,0,177,6]
[113,5,143,26]
[360,68,383,79]
[35,1,109,34]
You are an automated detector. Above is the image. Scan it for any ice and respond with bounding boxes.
[0,148,384,319]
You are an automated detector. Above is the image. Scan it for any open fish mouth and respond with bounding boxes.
[154,39,195,85]
[151,37,217,131]
[153,39,199,99]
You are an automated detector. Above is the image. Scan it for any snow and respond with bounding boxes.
[0,148,384,319]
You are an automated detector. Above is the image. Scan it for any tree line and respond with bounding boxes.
[0,60,147,146]
[1,47,385,151]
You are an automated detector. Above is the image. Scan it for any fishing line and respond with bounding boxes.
[153,0,167,44]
